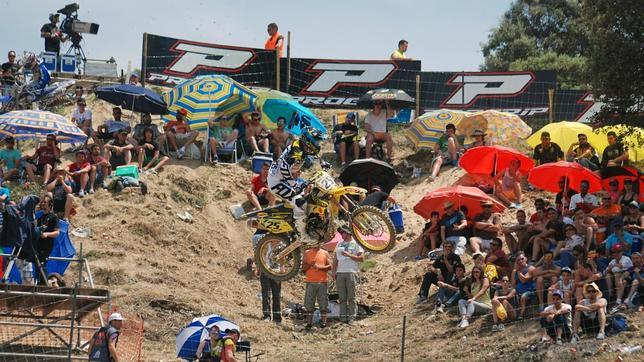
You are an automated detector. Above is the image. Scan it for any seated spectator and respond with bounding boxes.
[605,220,636,256]
[24,134,60,186]
[415,211,441,260]
[470,200,501,254]
[467,129,489,148]
[70,98,95,146]
[364,101,394,161]
[618,180,638,212]
[533,131,563,166]
[129,72,142,86]
[246,162,276,210]
[96,107,131,143]
[67,150,91,197]
[428,123,461,182]
[572,207,597,252]
[104,130,134,169]
[623,200,643,235]
[605,244,633,311]
[590,193,622,244]
[531,207,565,263]
[163,108,199,159]
[566,133,599,171]
[534,250,561,310]
[360,185,396,210]
[600,131,628,168]
[47,272,66,287]
[439,201,468,256]
[335,112,359,166]
[435,263,467,313]
[196,326,220,361]
[539,289,573,344]
[555,177,576,213]
[270,117,292,158]
[548,267,574,305]
[0,136,21,180]
[0,180,11,205]
[574,262,601,302]
[606,179,620,204]
[245,111,270,154]
[530,198,547,223]
[494,158,523,208]
[569,180,599,214]
[572,282,607,341]
[207,114,239,163]
[491,275,517,332]
[624,252,641,309]
[416,241,461,305]
[88,144,110,189]
[503,209,530,256]
[554,224,585,268]
[457,266,492,329]
[485,237,511,277]
[512,253,536,320]
[137,128,169,174]
[45,165,74,220]
[132,113,161,144]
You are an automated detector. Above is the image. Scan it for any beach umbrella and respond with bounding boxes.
[175,314,239,359]
[526,121,605,154]
[357,88,415,109]
[0,110,86,144]
[414,185,505,219]
[600,166,642,199]
[404,109,468,149]
[528,161,602,193]
[339,158,399,194]
[457,110,532,149]
[459,145,534,176]
[262,99,326,136]
[163,75,256,131]
[95,84,168,114]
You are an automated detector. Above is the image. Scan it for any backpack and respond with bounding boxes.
[606,313,628,336]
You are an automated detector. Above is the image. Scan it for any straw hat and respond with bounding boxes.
[53,165,67,174]
[470,129,487,137]
[582,282,602,299]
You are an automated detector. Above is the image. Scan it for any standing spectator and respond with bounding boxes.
[96,107,131,143]
[470,200,501,254]
[494,158,523,208]
[335,112,359,166]
[259,268,282,324]
[270,117,292,158]
[70,98,94,146]
[245,112,270,154]
[416,241,462,305]
[532,131,563,166]
[566,133,599,171]
[503,209,530,256]
[302,244,332,330]
[618,180,638,212]
[512,253,536,320]
[539,289,573,344]
[332,225,365,325]
[600,131,629,168]
[163,109,199,159]
[569,180,599,213]
[264,23,284,57]
[67,150,91,197]
[24,134,60,187]
[364,101,394,161]
[457,266,492,328]
[88,312,123,362]
[137,128,170,175]
[415,211,441,260]
[88,144,110,190]
[35,194,60,276]
[46,166,74,220]
[605,244,633,311]
[104,130,134,169]
[428,123,462,181]
[40,13,66,56]
[0,137,21,181]
[572,282,607,341]
[435,263,467,313]
[491,275,517,331]
[1,50,19,96]
[440,201,468,255]
[390,40,411,60]
[246,162,276,210]
[485,237,511,277]
[129,72,141,86]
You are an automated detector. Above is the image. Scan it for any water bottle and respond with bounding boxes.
[312,310,321,324]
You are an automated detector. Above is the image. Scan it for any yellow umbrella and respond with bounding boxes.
[527,121,605,154]
[458,110,532,149]
[595,125,642,162]
[404,109,467,149]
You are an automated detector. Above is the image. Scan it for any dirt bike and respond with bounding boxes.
[244,169,396,281]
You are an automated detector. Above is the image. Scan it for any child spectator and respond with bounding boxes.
[548,267,574,305]
[415,211,440,260]
[137,127,169,175]
[246,162,275,210]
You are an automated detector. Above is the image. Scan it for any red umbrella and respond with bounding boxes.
[459,145,534,176]
[414,185,506,219]
[528,161,602,193]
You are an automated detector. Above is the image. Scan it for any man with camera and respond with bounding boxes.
[41,13,67,56]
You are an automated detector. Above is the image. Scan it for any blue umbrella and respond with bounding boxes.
[95,84,168,115]
[175,314,239,359]
[262,98,326,136]
[0,110,87,144]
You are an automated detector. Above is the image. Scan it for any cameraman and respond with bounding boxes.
[40,13,67,56]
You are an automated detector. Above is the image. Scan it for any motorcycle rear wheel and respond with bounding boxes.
[350,205,396,253]
[254,234,302,282]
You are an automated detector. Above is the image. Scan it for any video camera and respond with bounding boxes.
[57,3,99,46]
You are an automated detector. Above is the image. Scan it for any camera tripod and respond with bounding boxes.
[65,36,87,68]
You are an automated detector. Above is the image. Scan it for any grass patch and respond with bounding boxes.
[361,259,377,272]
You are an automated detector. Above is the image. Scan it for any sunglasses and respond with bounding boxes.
[501,279,509,282]
[587,289,598,293]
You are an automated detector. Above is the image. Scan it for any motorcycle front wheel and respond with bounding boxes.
[350,205,396,253]
[254,234,302,282]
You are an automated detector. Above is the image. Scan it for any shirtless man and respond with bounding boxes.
[574,262,601,302]
[270,117,292,157]
[246,111,270,153]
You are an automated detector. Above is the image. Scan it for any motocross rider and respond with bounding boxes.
[15,53,51,105]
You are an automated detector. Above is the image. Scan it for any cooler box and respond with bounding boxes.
[60,54,77,73]
[41,52,57,72]
[388,205,404,234]
[251,152,273,174]
[115,165,139,180]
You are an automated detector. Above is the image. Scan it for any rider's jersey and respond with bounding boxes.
[267,140,308,202]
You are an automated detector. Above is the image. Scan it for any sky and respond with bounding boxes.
[0,0,512,73]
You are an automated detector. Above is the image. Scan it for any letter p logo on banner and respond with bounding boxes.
[302,61,397,95]
[165,41,256,77]
[441,72,534,107]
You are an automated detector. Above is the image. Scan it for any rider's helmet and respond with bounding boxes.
[299,126,326,156]
[22,52,37,68]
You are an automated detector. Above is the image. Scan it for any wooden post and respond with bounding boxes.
[415,74,421,118]
[275,48,281,91]
[548,88,555,123]
[287,31,291,90]
[400,315,406,362]
[141,33,148,87]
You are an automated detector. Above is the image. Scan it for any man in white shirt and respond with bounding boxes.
[332,225,365,324]
[605,244,633,309]
[539,289,572,344]
[70,98,95,145]
[569,180,599,213]
[364,100,394,161]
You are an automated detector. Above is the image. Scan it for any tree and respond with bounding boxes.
[481,0,589,89]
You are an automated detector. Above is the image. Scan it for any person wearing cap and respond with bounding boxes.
[439,201,468,256]
[332,225,365,325]
[129,72,141,86]
[216,328,240,362]
[416,241,462,305]
[532,131,563,166]
[618,179,638,211]
[45,165,75,219]
[88,312,123,361]
[566,133,599,171]
[569,180,599,214]
[623,200,643,235]
[605,243,634,311]
[270,117,292,158]
[163,109,200,159]
[334,112,360,166]
[0,136,21,181]
[67,150,92,197]
[23,134,60,187]
[428,123,462,181]
[71,98,94,145]
[364,100,394,161]
[40,13,66,56]
[601,131,629,168]
[539,289,572,344]
[468,129,488,148]
[548,267,574,305]
[104,130,134,169]
[470,199,501,254]
[97,107,131,144]
[244,111,270,154]
[572,282,607,341]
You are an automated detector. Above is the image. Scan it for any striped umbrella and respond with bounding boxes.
[0,110,86,144]
[458,110,532,149]
[404,109,468,149]
[175,314,239,359]
[162,75,256,131]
